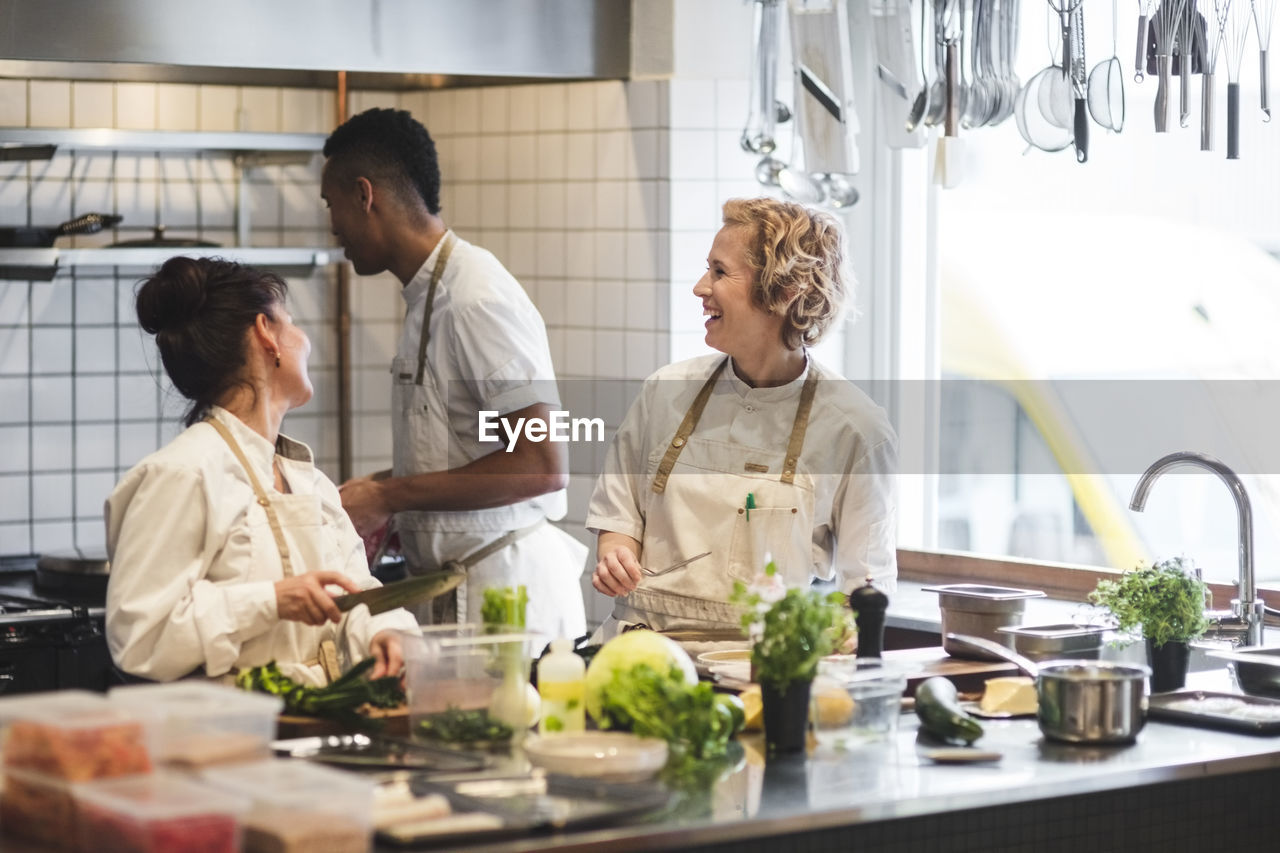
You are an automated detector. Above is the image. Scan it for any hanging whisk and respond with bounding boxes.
[1198,0,1232,149]
[1223,0,1254,157]
[1151,0,1190,130]
[1253,0,1276,119]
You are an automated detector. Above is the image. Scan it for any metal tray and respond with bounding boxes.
[1147,690,1280,735]
[377,773,671,847]
[272,734,491,772]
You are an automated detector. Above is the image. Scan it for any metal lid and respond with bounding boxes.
[997,623,1108,638]
[36,547,110,575]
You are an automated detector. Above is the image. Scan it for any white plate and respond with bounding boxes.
[709,662,753,683]
[697,649,752,666]
[523,733,668,783]
[921,747,1004,764]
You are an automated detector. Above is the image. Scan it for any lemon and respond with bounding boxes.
[811,685,856,727]
[739,685,764,731]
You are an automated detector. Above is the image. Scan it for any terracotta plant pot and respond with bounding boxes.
[1147,637,1190,693]
[761,679,812,754]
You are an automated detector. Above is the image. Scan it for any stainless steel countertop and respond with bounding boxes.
[421,669,1280,852]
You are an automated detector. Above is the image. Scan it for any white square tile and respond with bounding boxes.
[71,151,114,180]
[671,330,714,364]
[480,87,509,134]
[477,183,508,229]
[75,426,116,474]
[156,84,199,131]
[75,370,117,418]
[624,330,660,378]
[563,230,595,281]
[626,230,665,281]
[31,374,72,421]
[536,230,567,278]
[162,180,202,229]
[31,152,73,181]
[507,182,537,229]
[507,133,537,181]
[280,181,325,229]
[716,79,750,130]
[70,178,113,218]
[116,180,158,230]
[32,469,72,508]
[633,129,665,179]
[247,182,282,229]
[593,330,625,379]
[31,279,73,325]
[454,89,481,134]
[75,471,116,516]
[669,181,720,231]
[112,82,156,130]
[0,180,26,226]
[565,182,596,230]
[28,80,70,127]
[627,281,665,331]
[564,279,595,327]
[281,88,325,133]
[594,280,626,328]
[30,178,71,227]
[348,90,400,116]
[594,81,628,130]
[544,327,566,373]
[239,87,280,132]
[594,231,626,279]
[626,181,664,231]
[421,89,453,130]
[75,327,116,375]
[451,134,481,182]
[536,278,567,326]
[596,130,633,180]
[504,230,537,278]
[478,135,509,182]
[669,280,705,333]
[0,284,29,326]
[72,282,115,327]
[198,85,239,131]
[117,373,161,422]
[0,427,27,474]
[31,520,75,552]
[0,472,29,520]
[536,182,567,230]
[669,129,717,180]
[452,182,480,230]
[593,180,627,229]
[0,377,29,423]
[668,79,717,129]
[536,84,568,131]
[562,329,594,376]
[0,79,27,126]
[116,422,158,467]
[564,133,596,181]
[508,85,538,132]
[716,129,752,181]
[626,80,664,129]
[536,133,567,180]
[199,180,236,229]
[566,82,598,131]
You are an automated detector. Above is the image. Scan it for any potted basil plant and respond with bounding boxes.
[733,560,846,753]
[1089,556,1210,692]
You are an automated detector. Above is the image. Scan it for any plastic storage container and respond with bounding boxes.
[810,657,908,750]
[403,627,543,748]
[0,690,154,781]
[537,638,585,735]
[108,682,282,768]
[74,772,250,853]
[202,758,373,853]
[1,766,78,850]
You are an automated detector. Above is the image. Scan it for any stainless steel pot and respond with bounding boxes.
[923,584,1045,660]
[947,633,1151,744]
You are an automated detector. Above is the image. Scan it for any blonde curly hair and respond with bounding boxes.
[721,197,847,350]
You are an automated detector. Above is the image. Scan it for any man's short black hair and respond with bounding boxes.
[323,108,442,215]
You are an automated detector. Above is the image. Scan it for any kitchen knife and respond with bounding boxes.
[336,571,466,615]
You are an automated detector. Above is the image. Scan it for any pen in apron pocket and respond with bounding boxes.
[745,492,755,521]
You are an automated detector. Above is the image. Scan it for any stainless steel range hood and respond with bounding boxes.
[0,0,631,87]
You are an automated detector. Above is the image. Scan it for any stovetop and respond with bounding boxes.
[0,553,104,617]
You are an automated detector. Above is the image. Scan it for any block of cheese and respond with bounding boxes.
[979,677,1038,715]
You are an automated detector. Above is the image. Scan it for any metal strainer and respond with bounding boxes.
[1088,0,1126,132]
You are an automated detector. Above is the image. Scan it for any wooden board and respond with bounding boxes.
[712,647,1019,697]
[276,705,410,740]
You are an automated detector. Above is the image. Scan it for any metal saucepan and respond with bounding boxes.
[107,225,220,248]
[947,633,1150,744]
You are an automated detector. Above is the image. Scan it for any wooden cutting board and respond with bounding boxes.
[276,705,410,740]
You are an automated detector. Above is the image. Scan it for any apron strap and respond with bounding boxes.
[206,417,295,578]
[651,359,728,494]
[780,369,820,485]
[442,518,547,573]
[414,231,458,386]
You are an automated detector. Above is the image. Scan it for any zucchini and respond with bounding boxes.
[914,677,984,745]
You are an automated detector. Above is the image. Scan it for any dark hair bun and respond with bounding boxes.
[135,256,212,335]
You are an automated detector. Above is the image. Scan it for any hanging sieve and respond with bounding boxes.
[1088,0,1127,131]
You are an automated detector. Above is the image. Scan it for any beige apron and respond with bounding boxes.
[207,417,343,687]
[390,232,587,638]
[602,357,820,656]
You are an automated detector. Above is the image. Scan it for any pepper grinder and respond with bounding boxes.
[849,576,888,659]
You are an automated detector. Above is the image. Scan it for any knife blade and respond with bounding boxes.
[336,571,466,615]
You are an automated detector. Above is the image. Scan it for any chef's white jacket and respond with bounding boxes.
[105,407,419,684]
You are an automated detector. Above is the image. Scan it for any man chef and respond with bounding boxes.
[321,108,586,639]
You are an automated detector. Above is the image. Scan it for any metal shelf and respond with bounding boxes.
[0,128,326,161]
[0,246,335,281]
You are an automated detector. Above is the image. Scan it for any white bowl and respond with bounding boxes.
[523,733,668,783]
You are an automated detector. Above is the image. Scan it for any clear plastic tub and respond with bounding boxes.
[0,691,154,781]
[108,681,282,768]
[74,772,250,853]
[402,627,544,749]
[201,758,373,853]
[0,766,78,850]
[810,657,907,750]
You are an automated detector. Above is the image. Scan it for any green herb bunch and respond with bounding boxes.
[1089,556,1210,648]
[732,561,846,691]
[481,585,528,631]
[236,657,404,730]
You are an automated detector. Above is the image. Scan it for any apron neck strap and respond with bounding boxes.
[650,356,819,494]
[205,416,295,577]
[415,231,458,385]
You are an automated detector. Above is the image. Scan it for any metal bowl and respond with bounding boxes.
[1208,646,1280,697]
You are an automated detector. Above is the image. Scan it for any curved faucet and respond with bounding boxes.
[1129,451,1265,648]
